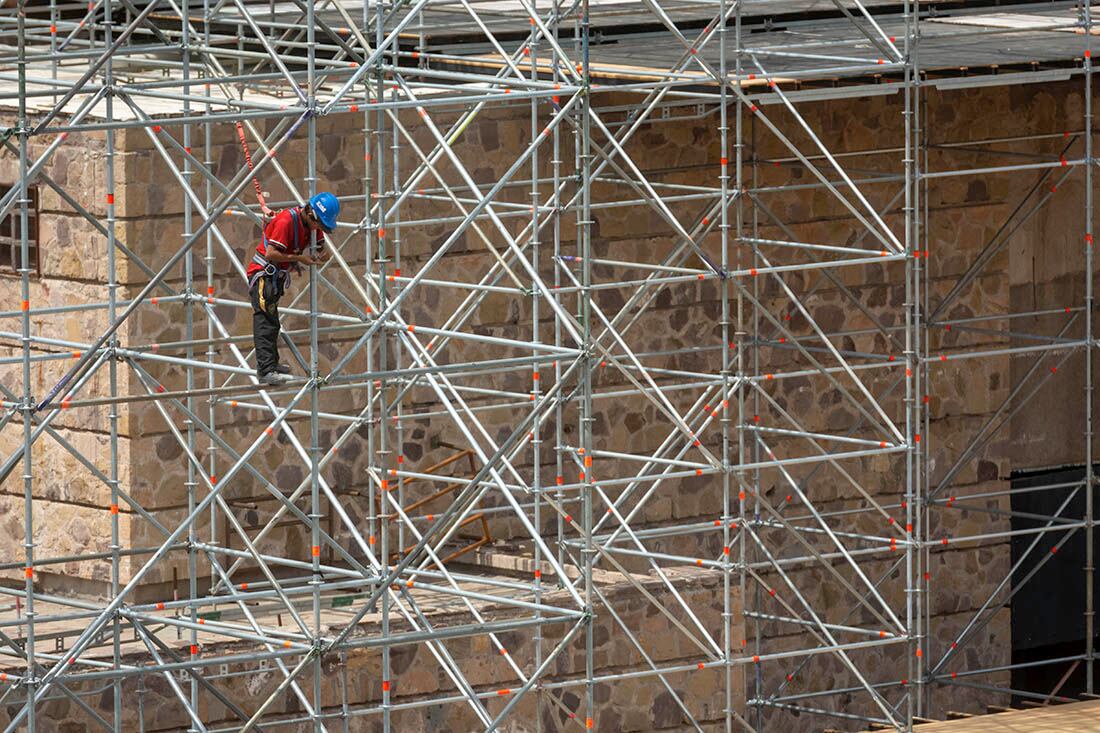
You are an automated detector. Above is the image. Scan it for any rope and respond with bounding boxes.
[235,120,275,220]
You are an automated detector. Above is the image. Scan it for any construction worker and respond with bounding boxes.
[246,192,339,385]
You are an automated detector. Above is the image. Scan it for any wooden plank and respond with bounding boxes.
[859,699,1100,733]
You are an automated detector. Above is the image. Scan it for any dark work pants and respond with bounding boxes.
[250,277,281,376]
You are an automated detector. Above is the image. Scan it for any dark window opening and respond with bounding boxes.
[1010,465,1098,703]
[0,184,40,276]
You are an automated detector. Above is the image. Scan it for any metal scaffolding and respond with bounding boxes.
[0,0,1097,730]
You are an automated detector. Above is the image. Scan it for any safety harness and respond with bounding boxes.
[248,207,302,293]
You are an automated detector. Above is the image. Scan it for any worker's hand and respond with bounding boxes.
[297,251,329,267]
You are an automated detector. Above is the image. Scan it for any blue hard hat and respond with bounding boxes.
[309,191,340,232]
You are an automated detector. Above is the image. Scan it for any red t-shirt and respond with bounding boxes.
[246,208,310,280]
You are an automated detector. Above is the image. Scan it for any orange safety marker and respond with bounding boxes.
[382,680,391,692]
[110,504,119,515]
[156,602,166,611]
[311,546,320,557]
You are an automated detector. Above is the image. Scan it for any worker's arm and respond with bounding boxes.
[263,245,330,267]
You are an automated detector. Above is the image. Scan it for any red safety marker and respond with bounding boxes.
[382,680,391,692]
[156,602,166,611]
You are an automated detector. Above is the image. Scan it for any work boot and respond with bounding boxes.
[258,371,294,386]
[275,363,292,375]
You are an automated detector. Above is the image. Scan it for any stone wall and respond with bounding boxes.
[0,74,1095,731]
